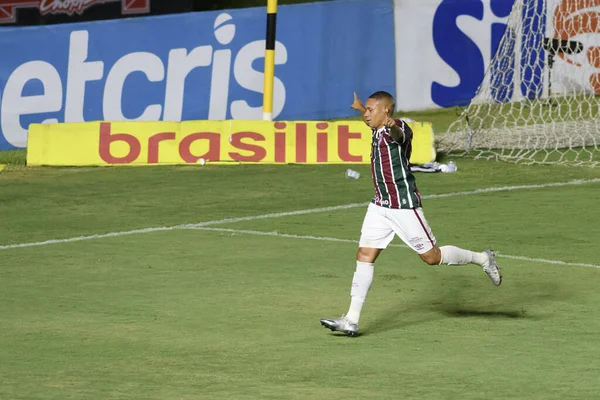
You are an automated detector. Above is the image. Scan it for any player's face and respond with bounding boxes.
[364,98,389,129]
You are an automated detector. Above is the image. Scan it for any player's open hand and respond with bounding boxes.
[350,92,364,111]
[384,117,397,128]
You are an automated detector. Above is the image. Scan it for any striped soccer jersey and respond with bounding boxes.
[370,119,422,209]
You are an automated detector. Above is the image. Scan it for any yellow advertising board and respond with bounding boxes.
[27,120,436,166]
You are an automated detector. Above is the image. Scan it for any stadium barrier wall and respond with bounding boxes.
[11,0,586,157]
[27,120,436,166]
[0,0,396,151]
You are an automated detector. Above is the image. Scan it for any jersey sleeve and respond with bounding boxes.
[390,119,412,146]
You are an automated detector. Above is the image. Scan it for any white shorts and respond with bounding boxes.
[359,203,436,254]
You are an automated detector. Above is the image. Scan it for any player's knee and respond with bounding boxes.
[419,251,441,265]
[356,247,379,263]
[356,248,372,262]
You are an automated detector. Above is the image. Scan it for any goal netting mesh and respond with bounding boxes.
[439,0,600,166]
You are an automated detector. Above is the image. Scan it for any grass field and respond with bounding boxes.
[1,156,600,399]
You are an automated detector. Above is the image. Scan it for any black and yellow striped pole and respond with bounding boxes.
[263,0,278,121]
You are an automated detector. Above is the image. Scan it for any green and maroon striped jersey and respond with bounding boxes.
[370,119,422,209]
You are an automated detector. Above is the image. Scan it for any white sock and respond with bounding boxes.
[439,246,488,266]
[345,261,374,324]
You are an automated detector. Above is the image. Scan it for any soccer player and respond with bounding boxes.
[320,91,502,337]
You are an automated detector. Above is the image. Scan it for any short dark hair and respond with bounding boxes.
[368,91,395,116]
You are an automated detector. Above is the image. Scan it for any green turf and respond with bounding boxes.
[0,149,26,166]
[1,160,600,399]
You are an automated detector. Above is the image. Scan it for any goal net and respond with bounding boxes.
[440,0,600,166]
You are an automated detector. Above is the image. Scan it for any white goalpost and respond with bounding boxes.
[439,0,600,166]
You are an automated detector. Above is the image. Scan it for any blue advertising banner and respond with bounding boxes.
[392,0,583,112]
[393,0,517,111]
[0,0,395,149]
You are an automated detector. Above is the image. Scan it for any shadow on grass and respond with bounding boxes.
[357,272,572,336]
[359,308,442,337]
[359,305,533,337]
[437,307,527,319]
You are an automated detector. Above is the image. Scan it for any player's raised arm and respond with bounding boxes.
[350,92,367,116]
[385,117,406,143]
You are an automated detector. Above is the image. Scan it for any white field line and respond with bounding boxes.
[190,227,600,270]
[1,178,599,251]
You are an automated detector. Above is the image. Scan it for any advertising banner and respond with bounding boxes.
[27,120,436,166]
[0,0,395,150]
[394,0,600,110]
[0,0,150,24]
[394,0,515,111]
